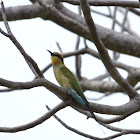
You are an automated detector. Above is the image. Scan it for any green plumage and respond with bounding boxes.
[54,64,88,104]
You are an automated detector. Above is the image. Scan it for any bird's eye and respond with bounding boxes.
[53,54,63,62]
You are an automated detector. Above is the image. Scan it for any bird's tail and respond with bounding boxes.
[87,105,105,134]
[67,87,105,134]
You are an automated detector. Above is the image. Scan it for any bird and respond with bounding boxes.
[47,50,101,125]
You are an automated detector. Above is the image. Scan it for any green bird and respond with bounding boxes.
[48,50,100,123]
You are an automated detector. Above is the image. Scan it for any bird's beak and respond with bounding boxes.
[47,50,53,56]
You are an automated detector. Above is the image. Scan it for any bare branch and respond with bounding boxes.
[0,4,140,57]
[0,88,16,92]
[103,113,136,124]
[0,77,44,89]
[0,77,73,103]
[91,9,111,18]
[61,0,140,8]
[79,0,138,99]
[56,4,140,57]
[42,63,52,73]
[103,131,129,140]
[75,36,82,80]
[0,102,67,132]
[0,28,9,37]
[41,48,140,94]
[91,7,138,36]
[56,42,63,53]
[1,76,140,115]
[40,47,140,94]
[112,7,117,30]
[103,123,140,134]
[76,108,138,126]
[1,1,44,78]
[92,73,110,81]
[121,8,129,32]
[46,105,103,140]
[46,105,140,139]
[129,8,140,16]
[80,78,123,93]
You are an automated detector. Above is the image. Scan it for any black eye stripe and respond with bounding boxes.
[52,54,63,62]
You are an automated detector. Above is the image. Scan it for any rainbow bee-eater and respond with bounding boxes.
[48,50,99,123]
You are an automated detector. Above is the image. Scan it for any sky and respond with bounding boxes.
[0,0,140,140]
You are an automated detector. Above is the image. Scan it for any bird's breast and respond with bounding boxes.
[53,67,71,88]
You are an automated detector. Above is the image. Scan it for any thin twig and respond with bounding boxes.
[83,39,88,48]
[0,28,9,37]
[93,73,110,81]
[91,9,111,18]
[121,8,129,32]
[112,7,117,30]
[56,42,63,53]
[75,6,82,80]
[107,7,112,16]
[75,36,81,79]
[111,7,120,71]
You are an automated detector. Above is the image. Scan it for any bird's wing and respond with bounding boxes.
[60,66,100,123]
[60,66,88,104]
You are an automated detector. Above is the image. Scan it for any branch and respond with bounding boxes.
[61,0,140,8]
[56,4,140,57]
[0,77,74,103]
[1,77,140,115]
[80,78,123,93]
[0,102,67,132]
[0,1,44,78]
[112,7,117,30]
[121,8,129,32]
[93,73,110,81]
[129,8,140,17]
[75,36,82,80]
[99,113,136,124]
[0,3,140,58]
[46,105,102,140]
[79,0,138,99]
[0,3,46,21]
[46,105,140,140]
[76,107,138,124]
[41,48,140,94]
[90,8,137,38]
[103,131,128,140]
[75,7,82,80]
[0,77,43,89]
[103,123,140,134]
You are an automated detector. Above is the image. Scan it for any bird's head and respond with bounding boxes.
[47,50,64,65]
